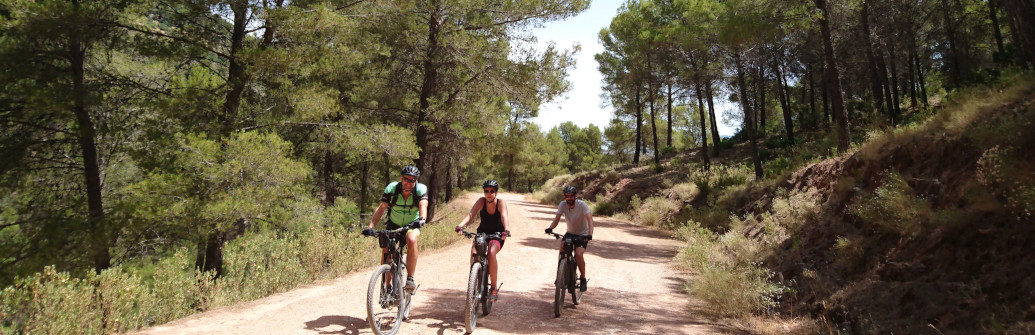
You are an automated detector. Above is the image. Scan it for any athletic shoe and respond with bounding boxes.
[579,277,588,292]
[405,276,416,293]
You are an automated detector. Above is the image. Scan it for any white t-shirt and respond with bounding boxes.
[556,199,591,235]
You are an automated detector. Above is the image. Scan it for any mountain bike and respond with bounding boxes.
[364,223,416,335]
[459,230,506,333]
[546,231,589,317]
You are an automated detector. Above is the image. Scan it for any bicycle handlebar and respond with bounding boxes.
[545,232,591,240]
[460,230,505,239]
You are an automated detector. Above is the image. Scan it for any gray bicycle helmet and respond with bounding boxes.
[401,165,420,178]
[562,185,577,195]
[483,179,499,190]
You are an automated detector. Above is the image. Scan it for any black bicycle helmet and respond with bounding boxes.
[483,179,499,190]
[401,165,420,178]
[562,185,577,195]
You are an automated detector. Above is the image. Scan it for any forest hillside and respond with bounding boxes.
[536,74,1034,334]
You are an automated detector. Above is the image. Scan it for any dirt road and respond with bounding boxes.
[135,193,731,334]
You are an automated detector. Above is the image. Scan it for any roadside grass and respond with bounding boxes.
[0,196,469,334]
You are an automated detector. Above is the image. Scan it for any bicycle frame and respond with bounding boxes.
[461,230,503,333]
[547,232,588,317]
[365,225,412,335]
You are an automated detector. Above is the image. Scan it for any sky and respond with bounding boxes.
[529,0,738,137]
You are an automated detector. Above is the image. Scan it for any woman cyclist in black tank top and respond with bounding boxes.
[455,180,510,302]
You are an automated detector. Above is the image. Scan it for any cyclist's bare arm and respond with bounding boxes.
[368,201,390,229]
[499,199,510,239]
[586,212,594,236]
[547,213,562,231]
[456,198,485,234]
[418,198,428,221]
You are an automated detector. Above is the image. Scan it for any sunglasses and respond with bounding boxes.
[402,177,417,183]
[483,189,497,194]
[564,194,576,199]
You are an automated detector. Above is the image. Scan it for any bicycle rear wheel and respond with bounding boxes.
[553,258,567,317]
[366,264,404,335]
[464,262,483,333]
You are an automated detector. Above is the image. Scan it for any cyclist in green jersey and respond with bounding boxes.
[363,165,428,293]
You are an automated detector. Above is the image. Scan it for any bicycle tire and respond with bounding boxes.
[553,258,567,317]
[571,264,583,305]
[464,262,483,333]
[399,263,412,321]
[481,264,492,316]
[366,264,404,335]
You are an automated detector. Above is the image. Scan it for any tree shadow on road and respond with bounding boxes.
[415,285,742,334]
[303,314,367,334]
[517,235,677,263]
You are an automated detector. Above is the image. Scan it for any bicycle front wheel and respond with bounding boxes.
[367,264,404,335]
[553,258,568,317]
[464,262,484,333]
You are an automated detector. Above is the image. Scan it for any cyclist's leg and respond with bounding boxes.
[574,246,587,279]
[405,229,420,277]
[487,240,501,288]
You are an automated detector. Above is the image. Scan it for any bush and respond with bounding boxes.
[850,171,932,235]
[764,135,793,149]
[660,146,678,157]
[687,265,782,317]
[668,182,700,202]
[650,163,664,173]
[637,197,680,227]
[593,195,616,216]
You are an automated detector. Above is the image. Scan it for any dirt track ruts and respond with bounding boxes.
[133,192,732,334]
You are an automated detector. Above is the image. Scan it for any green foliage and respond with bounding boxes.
[593,195,617,216]
[660,146,677,157]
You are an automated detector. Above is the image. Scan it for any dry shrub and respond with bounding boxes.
[851,171,932,235]
[532,174,573,205]
[729,315,832,335]
[687,264,782,317]
[668,182,700,202]
[636,196,680,227]
[593,194,616,216]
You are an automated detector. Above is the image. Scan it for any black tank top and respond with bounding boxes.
[477,198,504,233]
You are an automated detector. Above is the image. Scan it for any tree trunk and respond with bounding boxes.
[647,62,660,164]
[706,79,721,155]
[415,2,442,173]
[633,87,642,164]
[693,59,710,169]
[666,82,673,148]
[1002,0,1035,68]
[821,62,830,125]
[816,0,851,152]
[734,51,763,178]
[888,43,902,125]
[808,65,818,129]
[426,147,438,221]
[756,64,767,136]
[444,158,453,202]
[222,0,249,135]
[908,49,918,109]
[323,149,336,206]
[913,42,930,107]
[360,159,369,215]
[942,0,963,86]
[861,1,887,117]
[70,21,110,273]
[775,63,796,145]
[988,0,1007,56]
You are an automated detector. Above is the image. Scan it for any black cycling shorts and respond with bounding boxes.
[563,233,589,249]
